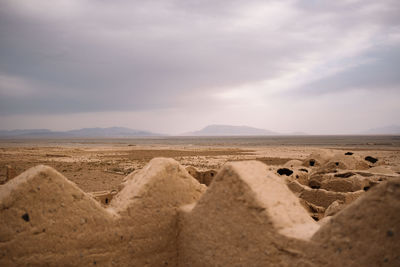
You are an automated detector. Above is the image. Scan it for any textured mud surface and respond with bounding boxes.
[1,138,399,192]
[1,139,400,266]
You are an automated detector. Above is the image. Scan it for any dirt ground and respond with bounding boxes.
[1,139,399,192]
[1,138,400,266]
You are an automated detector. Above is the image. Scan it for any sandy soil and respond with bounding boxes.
[1,138,400,266]
[1,140,399,192]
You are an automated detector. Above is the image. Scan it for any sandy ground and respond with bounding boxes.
[1,139,399,192]
[1,138,400,266]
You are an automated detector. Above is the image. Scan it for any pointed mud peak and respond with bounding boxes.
[0,164,112,216]
[0,165,105,214]
[3,157,397,266]
[216,161,318,239]
[0,160,206,266]
[179,160,320,266]
[312,178,400,266]
[1,165,74,200]
[110,158,205,214]
[0,165,114,265]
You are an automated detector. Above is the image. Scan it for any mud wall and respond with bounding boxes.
[1,157,399,266]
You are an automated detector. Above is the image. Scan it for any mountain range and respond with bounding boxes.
[183,124,279,136]
[0,124,398,138]
[361,125,400,135]
[0,127,162,138]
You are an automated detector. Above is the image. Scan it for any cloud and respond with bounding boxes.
[294,44,400,96]
[0,0,399,132]
[0,73,35,97]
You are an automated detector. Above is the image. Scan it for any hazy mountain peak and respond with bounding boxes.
[363,125,400,135]
[0,127,163,138]
[184,124,278,136]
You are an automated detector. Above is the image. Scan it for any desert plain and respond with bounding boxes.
[2,136,400,192]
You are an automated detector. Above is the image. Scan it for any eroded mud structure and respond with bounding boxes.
[1,152,399,266]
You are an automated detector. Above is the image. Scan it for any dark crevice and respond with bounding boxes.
[356,171,374,177]
[365,156,378,164]
[387,230,394,237]
[311,215,319,221]
[334,172,355,178]
[309,160,315,166]
[309,180,321,189]
[345,152,353,155]
[277,168,293,176]
[22,213,30,222]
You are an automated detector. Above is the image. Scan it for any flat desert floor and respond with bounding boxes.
[1,136,399,192]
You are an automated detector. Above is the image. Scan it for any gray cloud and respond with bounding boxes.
[291,44,400,96]
[0,0,297,114]
[0,0,399,132]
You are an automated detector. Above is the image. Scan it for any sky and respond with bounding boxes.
[0,0,399,134]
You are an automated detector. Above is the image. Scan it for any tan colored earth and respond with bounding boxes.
[1,138,400,266]
[2,141,399,192]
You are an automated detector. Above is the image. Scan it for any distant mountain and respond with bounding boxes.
[0,129,52,136]
[0,127,163,138]
[65,127,162,137]
[362,125,400,135]
[288,132,309,135]
[183,124,278,136]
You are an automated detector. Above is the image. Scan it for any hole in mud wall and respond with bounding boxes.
[365,156,378,164]
[296,175,299,179]
[334,172,355,178]
[345,152,354,155]
[22,213,30,222]
[309,160,315,166]
[277,168,293,176]
[105,198,109,204]
[363,186,370,191]
[299,168,308,173]
[311,215,319,221]
[335,162,339,166]
[210,172,214,177]
[309,180,321,189]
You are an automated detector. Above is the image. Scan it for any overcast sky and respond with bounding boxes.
[0,0,399,134]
